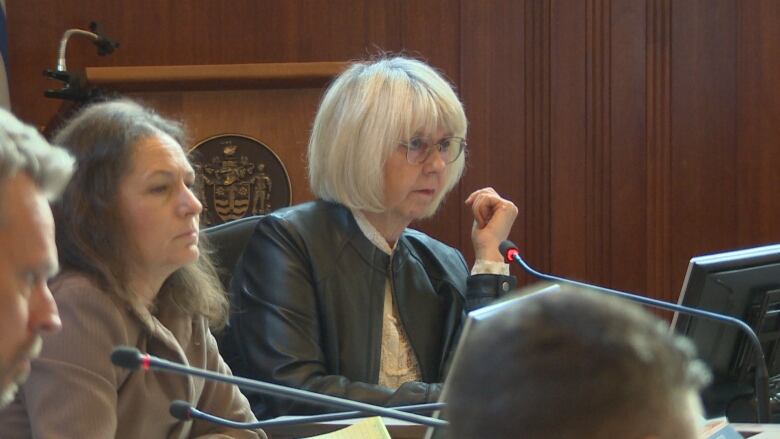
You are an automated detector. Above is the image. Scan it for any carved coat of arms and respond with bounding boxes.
[190,135,291,226]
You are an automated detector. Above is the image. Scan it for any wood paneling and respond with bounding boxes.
[737,1,780,246]
[84,62,348,92]
[646,0,673,300]
[671,0,739,298]
[7,0,780,303]
[610,0,646,294]
[522,0,552,285]
[584,0,612,285]
[459,0,529,276]
[550,0,588,279]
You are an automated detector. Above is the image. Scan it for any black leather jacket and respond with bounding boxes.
[223,201,516,418]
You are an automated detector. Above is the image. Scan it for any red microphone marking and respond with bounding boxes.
[504,248,519,263]
[141,354,151,371]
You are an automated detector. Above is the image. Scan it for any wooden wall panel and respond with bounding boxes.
[522,0,552,284]
[550,0,588,279]
[610,0,647,294]
[671,0,739,299]
[736,1,780,246]
[550,0,646,292]
[459,0,529,276]
[8,1,417,128]
[7,0,780,304]
[646,0,674,301]
[584,0,612,286]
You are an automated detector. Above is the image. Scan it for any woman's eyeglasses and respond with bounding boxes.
[399,136,466,165]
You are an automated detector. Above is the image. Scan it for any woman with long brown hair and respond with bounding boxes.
[0,100,263,438]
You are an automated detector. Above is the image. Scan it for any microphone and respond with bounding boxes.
[89,22,120,56]
[110,347,446,428]
[169,399,445,430]
[43,22,119,101]
[499,240,771,423]
[52,22,120,72]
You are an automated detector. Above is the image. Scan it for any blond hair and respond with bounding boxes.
[308,56,467,217]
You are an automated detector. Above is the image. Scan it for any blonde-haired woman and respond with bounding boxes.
[0,100,263,438]
[224,56,518,418]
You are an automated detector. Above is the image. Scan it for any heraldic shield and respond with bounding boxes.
[190,134,292,227]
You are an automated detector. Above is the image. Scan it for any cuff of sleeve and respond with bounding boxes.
[465,274,518,312]
[471,259,511,276]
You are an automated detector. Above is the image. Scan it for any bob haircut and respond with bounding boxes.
[51,99,228,329]
[308,56,467,217]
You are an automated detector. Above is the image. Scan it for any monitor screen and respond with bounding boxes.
[437,285,561,399]
[672,243,780,419]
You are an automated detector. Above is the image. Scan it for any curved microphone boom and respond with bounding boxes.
[499,240,771,423]
[169,400,445,430]
[110,347,446,428]
[54,23,119,72]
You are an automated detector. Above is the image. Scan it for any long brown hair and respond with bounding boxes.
[51,99,228,329]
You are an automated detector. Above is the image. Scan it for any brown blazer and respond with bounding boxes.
[0,272,265,438]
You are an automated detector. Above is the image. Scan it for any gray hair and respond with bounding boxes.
[0,108,75,209]
[307,56,467,216]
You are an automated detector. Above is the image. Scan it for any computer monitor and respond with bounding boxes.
[457,283,561,335]
[672,243,780,419]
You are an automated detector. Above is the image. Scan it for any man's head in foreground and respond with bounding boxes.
[443,284,711,439]
[0,108,74,407]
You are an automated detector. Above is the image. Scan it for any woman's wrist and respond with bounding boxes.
[474,247,504,263]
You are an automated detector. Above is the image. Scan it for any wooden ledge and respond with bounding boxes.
[83,61,348,92]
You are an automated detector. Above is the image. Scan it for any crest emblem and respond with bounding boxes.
[190,134,291,226]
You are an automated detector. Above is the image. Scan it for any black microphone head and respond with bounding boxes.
[95,37,119,55]
[170,400,193,421]
[110,346,143,370]
[499,240,519,262]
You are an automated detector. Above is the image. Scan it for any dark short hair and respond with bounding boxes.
[443,284,711,439]
[51,99,227,328]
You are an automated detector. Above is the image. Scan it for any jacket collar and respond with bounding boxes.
[349,208,395,256]
[325,202,392,273]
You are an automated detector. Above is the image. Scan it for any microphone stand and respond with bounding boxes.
[112,347,446,428]
[500,241,771,423]
[44,22,119,101]
[171,400,445,430]
[55,22,119,72]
